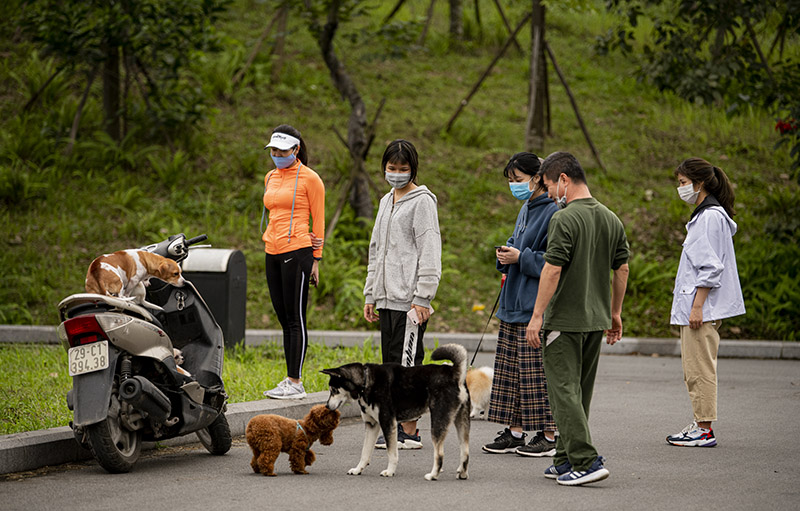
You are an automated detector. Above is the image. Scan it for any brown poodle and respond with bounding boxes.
[246,404,340,476]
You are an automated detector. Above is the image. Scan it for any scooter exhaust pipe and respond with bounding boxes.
[119,376,172,422]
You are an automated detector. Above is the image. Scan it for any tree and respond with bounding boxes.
[525,0,546,152]
[598,0,800,177]
[449,0,464,40]
[382,0,464,41]
[21,0,228,147]
[301,0,380,226]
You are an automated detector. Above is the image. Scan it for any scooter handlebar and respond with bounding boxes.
[142,233,209,261]
[186,234,208,246]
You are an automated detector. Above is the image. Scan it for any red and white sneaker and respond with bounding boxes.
[666,421,717,447]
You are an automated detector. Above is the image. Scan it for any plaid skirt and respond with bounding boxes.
[487,321,556,432]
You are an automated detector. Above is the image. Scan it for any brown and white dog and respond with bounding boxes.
[173,348,191,377]
[85,249,185,309]
[466,366,493,419]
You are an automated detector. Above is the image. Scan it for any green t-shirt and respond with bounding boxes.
[543,197,629,332]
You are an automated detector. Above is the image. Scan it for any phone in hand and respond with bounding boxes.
[407,308,419,325]
[494,245,505,250]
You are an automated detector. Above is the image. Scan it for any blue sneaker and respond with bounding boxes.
[666,422,717,447]
[375,425,423,449]
[398,428,423,449]
[556,456,609,486]
[544,460,572,479]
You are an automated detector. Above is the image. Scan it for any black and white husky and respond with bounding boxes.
[322,343,470,481]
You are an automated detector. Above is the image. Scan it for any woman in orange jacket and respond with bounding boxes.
[261,124,325,399]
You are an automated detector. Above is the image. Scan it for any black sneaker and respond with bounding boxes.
[516,432,557,457]
[482,428,526,454]
[376,426,423,449]
[398,428,423,449]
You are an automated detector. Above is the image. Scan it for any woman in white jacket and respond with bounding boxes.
[666,157,745,448]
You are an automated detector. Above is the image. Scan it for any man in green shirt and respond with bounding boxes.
[527,152,630,486]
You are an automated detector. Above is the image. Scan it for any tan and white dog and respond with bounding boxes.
[85,249,185,309]
[466,366,493,419]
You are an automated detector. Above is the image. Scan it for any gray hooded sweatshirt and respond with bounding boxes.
[364,185,442,311]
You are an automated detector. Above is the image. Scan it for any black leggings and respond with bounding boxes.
[265,248,313,379]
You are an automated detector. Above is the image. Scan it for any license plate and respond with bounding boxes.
[68,341,109,376]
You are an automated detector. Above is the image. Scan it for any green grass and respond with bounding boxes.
[0,344,72,435]
[1,0,798,340]
[1,340,432,435]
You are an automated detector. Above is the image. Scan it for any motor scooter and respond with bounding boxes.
[57,233,231,473]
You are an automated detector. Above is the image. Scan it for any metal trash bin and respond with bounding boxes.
[181,248,247,349]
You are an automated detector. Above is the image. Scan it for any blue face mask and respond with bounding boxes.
[509,179,533,201]
[271,152,296,169]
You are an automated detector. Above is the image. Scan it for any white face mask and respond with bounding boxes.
[385,171,411,189]
[677,183,699,204]
[555,179,568,209]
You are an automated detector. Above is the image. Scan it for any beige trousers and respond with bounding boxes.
[680,321,721,422]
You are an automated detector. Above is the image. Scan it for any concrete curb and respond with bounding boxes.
[0,391,360,476]
[4,324,796,360]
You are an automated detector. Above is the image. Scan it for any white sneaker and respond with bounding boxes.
[264,378,307,400]
[666,421,717,447]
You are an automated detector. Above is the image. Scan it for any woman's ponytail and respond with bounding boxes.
[710,165,736,218]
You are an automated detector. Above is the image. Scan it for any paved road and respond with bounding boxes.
[2,354,798,511]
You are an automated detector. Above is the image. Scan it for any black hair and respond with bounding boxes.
[381,139,419,184]
[272,124,308,165]
[540,151,587,185]
[503,152,545,193]
[675,157,736,217]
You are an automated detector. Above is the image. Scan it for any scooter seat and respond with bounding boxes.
[59,293,158,323]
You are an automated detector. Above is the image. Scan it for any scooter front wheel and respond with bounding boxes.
[86,394,142,473]
[196,413,231,455]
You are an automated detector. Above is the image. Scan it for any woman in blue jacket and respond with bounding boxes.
[482,153,559,457]
[667,157,745,447]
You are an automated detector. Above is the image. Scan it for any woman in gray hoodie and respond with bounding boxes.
[363,139,442,450]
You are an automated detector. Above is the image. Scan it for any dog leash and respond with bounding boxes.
[470,284,502,367]
[296,421,310,450]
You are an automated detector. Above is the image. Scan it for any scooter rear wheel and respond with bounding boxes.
[86,395,142,473]
[196,412,231,455]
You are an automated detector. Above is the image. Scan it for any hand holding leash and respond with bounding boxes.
[310,260,319,287]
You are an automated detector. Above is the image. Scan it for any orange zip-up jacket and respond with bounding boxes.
[262,159,325,258]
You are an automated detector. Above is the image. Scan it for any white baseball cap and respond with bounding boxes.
[264,132,300,151]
